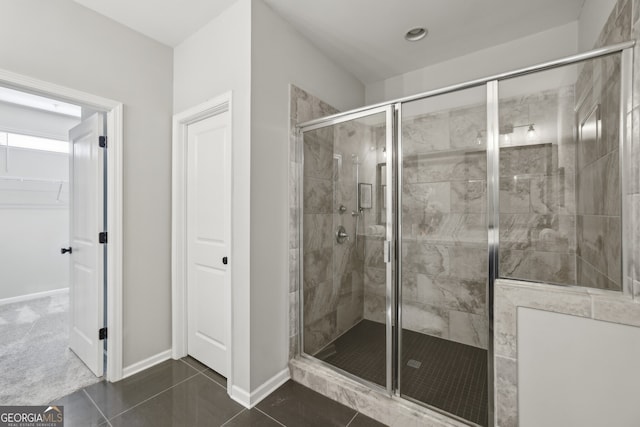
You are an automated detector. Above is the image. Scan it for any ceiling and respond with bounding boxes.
[264,0,585,84]
[73,0,586,84]
[73,0,238,47]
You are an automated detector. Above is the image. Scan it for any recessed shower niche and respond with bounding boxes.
[297,46,628,426]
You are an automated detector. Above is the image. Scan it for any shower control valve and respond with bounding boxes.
[336,225,349,244]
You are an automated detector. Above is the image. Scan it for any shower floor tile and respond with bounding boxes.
[319,320,488,426]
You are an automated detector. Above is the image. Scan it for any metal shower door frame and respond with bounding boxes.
[297,40,635,427]
[298,104,396,397]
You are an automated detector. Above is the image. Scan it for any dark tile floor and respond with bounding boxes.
[51,357,387,427]
[321,320,488,426]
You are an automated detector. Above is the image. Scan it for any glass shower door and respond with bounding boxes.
[398,87,489,425]
[301,106,394,392]
[497,56,623,291]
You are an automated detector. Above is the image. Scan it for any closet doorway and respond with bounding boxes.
[0,71,124,404]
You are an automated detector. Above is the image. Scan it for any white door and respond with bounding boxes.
[68,113,105,377]
[186,111,231,376]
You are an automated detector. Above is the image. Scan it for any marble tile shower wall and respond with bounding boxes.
[289,85,340,359]
[499,87,578,286]
[363,103,491,349]
[362,126,388,330]
[632,0,640,299]
[302,124,339,355]
[362,88,577,350]
[291,85,371,356]
[328,119,377,342]
[573,2,628,291]
[495,2,640,425]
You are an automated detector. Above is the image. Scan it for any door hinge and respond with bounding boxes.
[99,232,108,244]
[99,136,107,148]
[99,327,107,340]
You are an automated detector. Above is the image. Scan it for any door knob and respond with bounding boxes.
[222,256,228,265]
[61,247,72,254]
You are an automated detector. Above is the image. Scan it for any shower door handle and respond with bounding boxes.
[383,240,391,263]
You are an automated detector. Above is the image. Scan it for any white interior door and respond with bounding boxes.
[186,111,230,377]
[68,113,105,377]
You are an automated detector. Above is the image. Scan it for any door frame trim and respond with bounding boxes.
[171,92,233,389]
[0,68,125,382]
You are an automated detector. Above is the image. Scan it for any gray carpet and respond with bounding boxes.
[0,292,101,405]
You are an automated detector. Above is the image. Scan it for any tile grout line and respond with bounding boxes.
[255,407,287,427]
[219,408,248,427]
[345,412,359,427]
[178,357,208,373]
[197,370,227,391]
[82,389,112,427]
[178,357,227,390]
[103,371,202,421]
[577,255,621,288]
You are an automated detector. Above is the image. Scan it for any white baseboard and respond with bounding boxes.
[122,349,172,379]
[0,288,68,306]
[249,368,290,407]
[229,385,252,408]
[230,368,290,408]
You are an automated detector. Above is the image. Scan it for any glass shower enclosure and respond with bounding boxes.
[297,42,631,427]
[300,106,393,392]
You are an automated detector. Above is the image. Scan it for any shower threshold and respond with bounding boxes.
[316,319,488,426]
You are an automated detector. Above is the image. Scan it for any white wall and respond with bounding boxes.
[578,0,618,51]
[250,0,364,389]
[518,308,640,427]
[173,0,253,392]
[0,147,69,300]
[0,209,69,299]
[173,0,364,394]
[365,22,579,104]
[0,0,174,368]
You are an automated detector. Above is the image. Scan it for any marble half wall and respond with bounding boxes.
[494,278,640,427]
